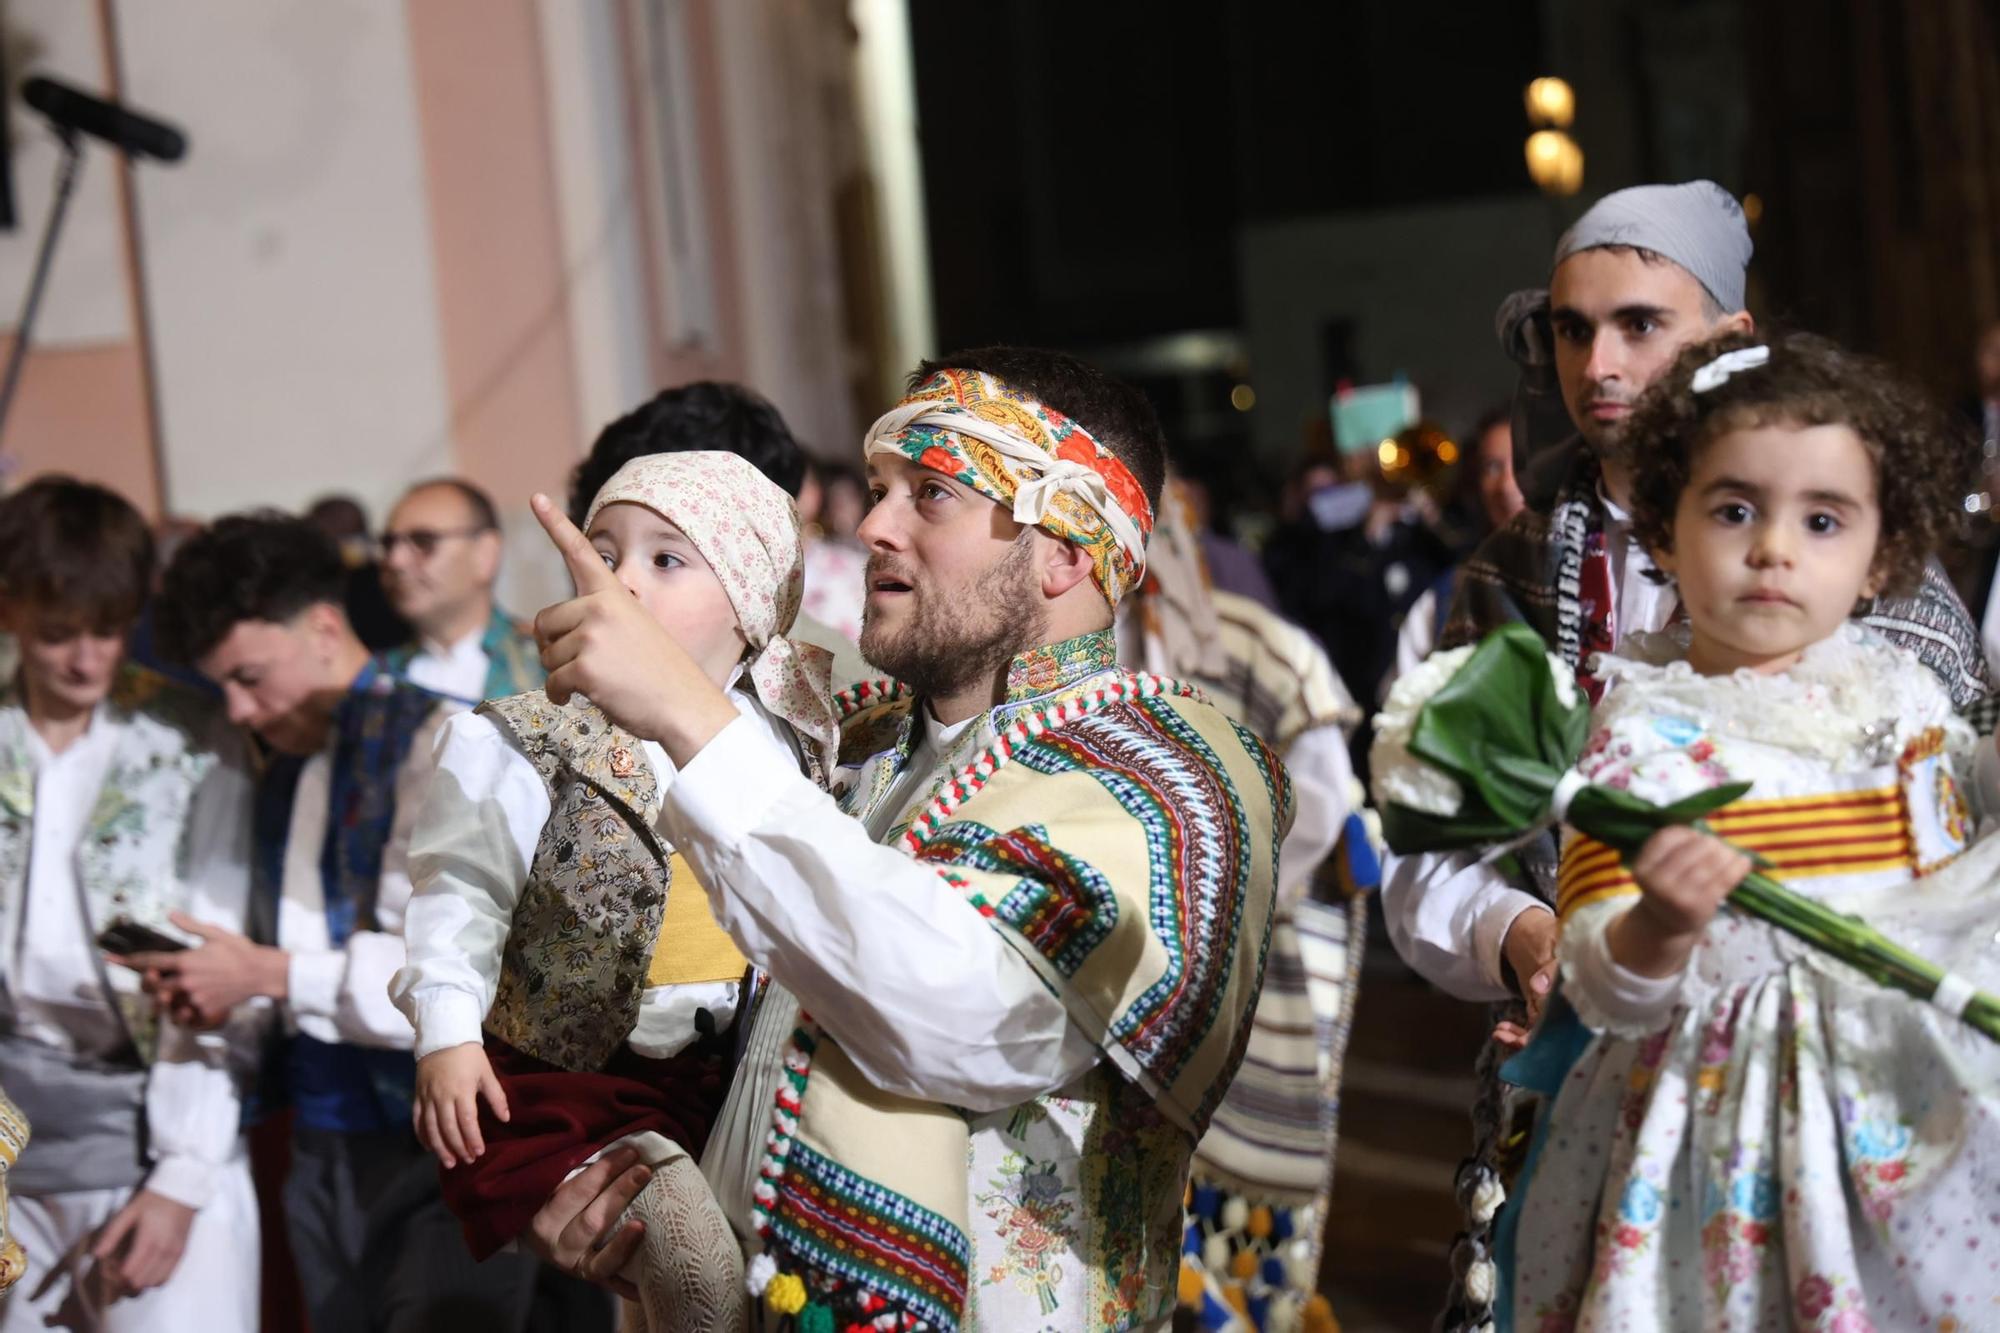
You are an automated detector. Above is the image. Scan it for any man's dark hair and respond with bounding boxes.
[0,476,154,631]
[401,477,498,533]
[569,381,805,524]
[908,347,1169,517]
[305,495,369,542]
[156,512,348,664]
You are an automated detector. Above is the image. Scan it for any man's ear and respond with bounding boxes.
[473,529,504,584]
[303,601,349,656]
[1715,308,1755,337]
[1039,533,1096,600]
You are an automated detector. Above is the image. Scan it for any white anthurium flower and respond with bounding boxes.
[1370,644,1476,817]
[1371,643,1581,820]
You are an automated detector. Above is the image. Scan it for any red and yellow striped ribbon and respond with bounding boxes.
[1557,785,1910,920]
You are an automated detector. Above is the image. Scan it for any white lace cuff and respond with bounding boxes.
[1558,897,1687,1038]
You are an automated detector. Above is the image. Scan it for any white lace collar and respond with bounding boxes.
[1591,621,1966,768]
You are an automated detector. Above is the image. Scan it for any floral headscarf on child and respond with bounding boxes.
[584,451,838,776]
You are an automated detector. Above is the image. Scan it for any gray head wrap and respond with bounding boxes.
[1496,180,1753,370]
[1552,180,1752,313]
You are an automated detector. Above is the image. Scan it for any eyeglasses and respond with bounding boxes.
[377,526,491,558]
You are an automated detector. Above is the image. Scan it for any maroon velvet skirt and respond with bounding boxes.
[437,1032,728,1259]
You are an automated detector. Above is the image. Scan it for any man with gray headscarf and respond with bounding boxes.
[1379,180,1993,1333]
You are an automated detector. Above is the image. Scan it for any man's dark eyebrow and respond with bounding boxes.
[1549,302,1674,327]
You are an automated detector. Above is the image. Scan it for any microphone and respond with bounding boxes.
[21,76,186,162]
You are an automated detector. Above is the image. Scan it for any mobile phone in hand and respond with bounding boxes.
[97,918,190,958]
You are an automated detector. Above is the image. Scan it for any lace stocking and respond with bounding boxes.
[617,1152,746,1333]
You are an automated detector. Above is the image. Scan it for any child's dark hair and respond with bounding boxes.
[1626,329,1973,596]
[569,382,804,524]
[0,476,155,632]
[156,511,347,664]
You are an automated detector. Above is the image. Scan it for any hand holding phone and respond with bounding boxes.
[97,918,190,959]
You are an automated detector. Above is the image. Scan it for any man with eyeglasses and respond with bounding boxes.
[376,479,543,709]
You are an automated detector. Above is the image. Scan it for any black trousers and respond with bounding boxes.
[285,1125,611,1333]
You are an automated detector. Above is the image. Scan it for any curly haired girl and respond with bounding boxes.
[1511,329,2000,1329]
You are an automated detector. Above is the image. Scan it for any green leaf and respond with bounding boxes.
[1376,620,2000,1043]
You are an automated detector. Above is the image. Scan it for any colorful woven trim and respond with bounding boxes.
[897,673,1206,855]
[834,678,914,721]
[1556,785,1914,920]
[750,1015,967,1331]
[765,1140,969,1324]
[863,368,1154,605]
[1004,627,1119,701]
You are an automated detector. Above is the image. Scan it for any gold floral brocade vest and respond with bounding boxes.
[479,692,742,1072]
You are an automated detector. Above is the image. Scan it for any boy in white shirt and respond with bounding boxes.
[0,478,260,1333]
[139,512,544,1333]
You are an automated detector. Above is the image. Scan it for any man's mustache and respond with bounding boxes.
[865,558,920,592]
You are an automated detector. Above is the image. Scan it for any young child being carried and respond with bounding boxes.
[1512,330,2000,1329]
[391,452,837,1332]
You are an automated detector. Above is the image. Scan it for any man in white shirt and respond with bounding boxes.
[1385,182,1757,1022]
[520,348,1288,1332]
[140,514,546,1333]
[0,479,260,1333]
[377,479,543,709]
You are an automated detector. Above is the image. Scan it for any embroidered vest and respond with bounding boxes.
[481,692,743,1072]
[0,668,230,1064]
[251,666,440,1132]
[746,630,1290,1333]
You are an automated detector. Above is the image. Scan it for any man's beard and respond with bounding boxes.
[1574,390,1636,468]
[860,535,1047,702]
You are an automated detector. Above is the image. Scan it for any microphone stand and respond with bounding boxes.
[0,122,82,449]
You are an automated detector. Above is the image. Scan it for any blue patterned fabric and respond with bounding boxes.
[249,663,439,1131]
[319,661,440,945]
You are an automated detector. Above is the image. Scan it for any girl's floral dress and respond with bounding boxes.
[1515,625,2000,1332]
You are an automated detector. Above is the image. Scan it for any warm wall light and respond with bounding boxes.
[1525,129,1584,196]
[1524,77,1575,129]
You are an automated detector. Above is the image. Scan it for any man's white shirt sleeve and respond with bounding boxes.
[657,714,1100,1114]
[1275,722,1352,907]
[1381,847,1549,1001]
[146,725,262,1209]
